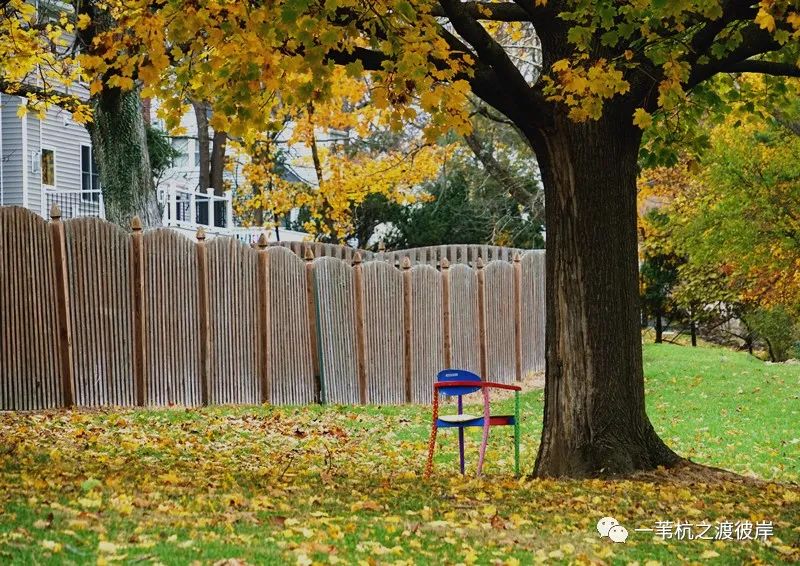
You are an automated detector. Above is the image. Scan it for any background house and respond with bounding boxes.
[0,93,308,242]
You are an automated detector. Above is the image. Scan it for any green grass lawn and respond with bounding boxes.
[0,343,798,565]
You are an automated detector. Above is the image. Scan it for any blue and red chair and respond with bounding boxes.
[424,369,521,477]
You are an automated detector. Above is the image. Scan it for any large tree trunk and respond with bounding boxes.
[89,87,161,228]
[529,108,680,477]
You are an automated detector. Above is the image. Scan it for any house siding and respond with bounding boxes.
[41,106,92,193]
[1,94,97,217]
[26,108,42,214]
[0,95,24,207]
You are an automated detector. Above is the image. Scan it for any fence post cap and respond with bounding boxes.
[49,203,62,220]
[353,252,363,266]
[401,256,412,270]
[440,257,450,270]
[476,256,485,269]
[130,215,142,232]
[513,252,521,263]
[304,245,315,261]
[196,227,206,241]
[257,233,268,249]
[378,241,386,252]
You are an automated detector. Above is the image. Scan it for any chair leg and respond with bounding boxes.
[424,392,440,478]
[514,391,520,477]
[477,388,491,476]
[477,422,490,476]
[425,423,438,478]
[458,428,465,475]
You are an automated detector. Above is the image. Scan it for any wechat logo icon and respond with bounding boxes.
[597,516,628,543]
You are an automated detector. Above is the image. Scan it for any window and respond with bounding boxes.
[194,140,200,167]
[81,145,101,202]
[171,137,190,168]
[41,148,55,186]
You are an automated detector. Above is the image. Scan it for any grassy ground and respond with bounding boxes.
[0,343,798,565]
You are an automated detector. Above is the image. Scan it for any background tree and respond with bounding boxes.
[0,0,161,226]
[10,0,800,477]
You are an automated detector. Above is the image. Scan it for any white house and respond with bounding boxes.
[0,93,309,243]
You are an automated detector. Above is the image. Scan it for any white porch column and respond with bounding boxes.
[225,190,234,228]
[189,190,197,225]
[207,187,215,228]
[168,185,177,224]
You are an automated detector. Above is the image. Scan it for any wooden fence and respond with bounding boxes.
[0,206,545,410]
[271,241,527,268]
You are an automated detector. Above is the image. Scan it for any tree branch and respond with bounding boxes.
[721,59,800,77]
[0,80,86,114]
[686,22,789,88]
[463,130,539,213]
[430,2,530,22]
[436,0,541,115]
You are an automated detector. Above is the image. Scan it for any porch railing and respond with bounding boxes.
[44,189,105,220]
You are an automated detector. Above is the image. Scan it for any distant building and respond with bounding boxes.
[0,93,309,242]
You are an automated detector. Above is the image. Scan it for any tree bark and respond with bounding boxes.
[192,100,211,192]
[528,108,680,477]
[88,87,161,228]
[210,130,227,195]
[655,312,663,344]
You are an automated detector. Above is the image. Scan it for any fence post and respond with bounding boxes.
[402,257,413,403]
[49,204,75,407]
[257,233,271,404]
[477,256,488,379]
[304,245,321,403]
[352,252,368,404]
[440,257,452,368]
[196,228,211,406]
[513,252,523,382]
[130,215,146,406]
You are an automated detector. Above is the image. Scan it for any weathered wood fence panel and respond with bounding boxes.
[0,208,63,410]
[409,264,444,403]
[266,247,315,405]
[483,261,516,383]
[271,242,528,268]
[0,206,546,410]
[64,218,134,406]
[448,264,481,376]
[143,229,202,406]
[314,257,359,404]
[361,261,405,405]
[521,251,546,374]
[207,237,261,404]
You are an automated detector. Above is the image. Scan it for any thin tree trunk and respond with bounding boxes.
[89,87,161,228]
[690,319,697,347]
[192,100,211,191]
[528,109,679,477]
[210,130,227,195]
[655,312,663,344]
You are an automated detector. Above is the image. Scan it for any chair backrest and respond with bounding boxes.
[436,369,482,397]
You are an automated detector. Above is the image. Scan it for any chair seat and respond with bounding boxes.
[439,413,481,423]
[436,415,516,428]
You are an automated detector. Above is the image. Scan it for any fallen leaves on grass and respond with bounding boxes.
[0,404,797,565]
